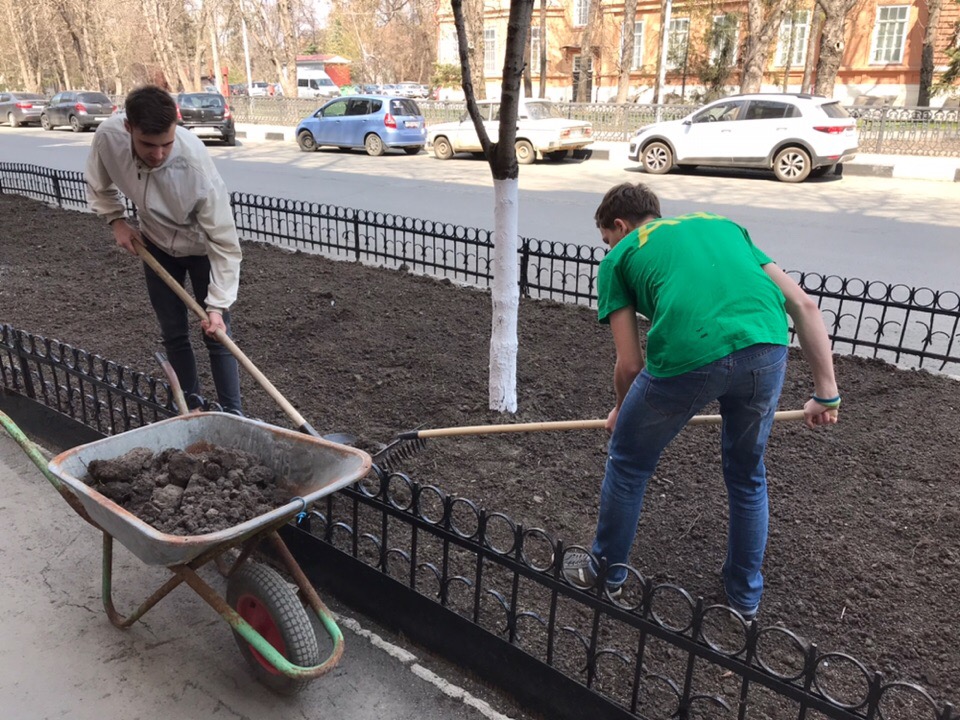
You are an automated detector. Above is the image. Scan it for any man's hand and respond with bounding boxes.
[202,311,226,338]
[111,220,142,255]
[803,397,839,429]
[605,406,619,434]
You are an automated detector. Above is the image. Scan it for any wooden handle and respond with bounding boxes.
[406,409,808,439]
[133,239,318,436]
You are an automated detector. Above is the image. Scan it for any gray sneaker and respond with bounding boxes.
[562,549,622,598]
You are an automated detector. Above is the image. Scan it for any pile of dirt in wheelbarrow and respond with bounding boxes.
[2,194,959,707]
[87,445,289,535]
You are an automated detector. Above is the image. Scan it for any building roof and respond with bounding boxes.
[296,54,352,65]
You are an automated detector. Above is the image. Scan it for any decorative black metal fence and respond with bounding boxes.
[3,162,960,375]
[0,323,955,720]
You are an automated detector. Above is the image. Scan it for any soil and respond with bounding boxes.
[86,445,288,535]
[1,194,959,710]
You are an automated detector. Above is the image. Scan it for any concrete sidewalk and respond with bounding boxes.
[236,123,960,183]
[0,428,523,720]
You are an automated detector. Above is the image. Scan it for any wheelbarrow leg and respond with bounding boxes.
[102,532,186,628]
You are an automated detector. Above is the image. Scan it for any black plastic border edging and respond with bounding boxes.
[278,524,638,720]
[0,389,105,452]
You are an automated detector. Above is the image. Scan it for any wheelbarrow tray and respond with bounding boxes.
[47,412,371,567]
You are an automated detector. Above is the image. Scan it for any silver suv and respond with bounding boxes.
[629,93,859,182]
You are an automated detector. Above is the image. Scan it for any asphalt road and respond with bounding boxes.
[3,125,959,292]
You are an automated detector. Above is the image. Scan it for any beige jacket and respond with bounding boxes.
[85,115,241,311]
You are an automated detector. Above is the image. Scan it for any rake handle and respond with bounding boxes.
[133,238,319,437]
[400,409,807,439]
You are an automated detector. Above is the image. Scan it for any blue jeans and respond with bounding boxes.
[142,241,242,413]
[592,343,787,615]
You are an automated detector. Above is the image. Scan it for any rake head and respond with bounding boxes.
[371,435,428,472]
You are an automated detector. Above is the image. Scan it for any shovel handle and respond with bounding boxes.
[133,239,319,437]
[401,409,808,439]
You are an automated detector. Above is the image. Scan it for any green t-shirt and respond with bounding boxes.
[597,212,788,377]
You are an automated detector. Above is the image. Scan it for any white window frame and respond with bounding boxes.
[574,0,589,27]
[631,20,645,70]
[530,26,545,69]
[667,17,690,70]
[775,10,811,67]
[870,5,909,64]
[709,14,739,65]
[484,27,498,75]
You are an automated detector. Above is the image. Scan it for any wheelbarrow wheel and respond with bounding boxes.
[226,562,320,695]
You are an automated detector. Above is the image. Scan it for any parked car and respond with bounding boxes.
[228,83,248,97]
[295,95,426,156]
[0,92,48,127]
[248,81,270,97]
[628,93,859,183]
[397,82,428,99]
[426,98,593,164]
[176,92,235,145]
[40,91,116,132]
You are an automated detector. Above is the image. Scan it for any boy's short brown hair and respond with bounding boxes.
[125,85,179,135]
[594,182,662,229]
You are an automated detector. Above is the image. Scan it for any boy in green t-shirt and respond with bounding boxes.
[563,182,840,620]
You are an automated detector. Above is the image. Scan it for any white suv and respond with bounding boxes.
[628,93,859,182]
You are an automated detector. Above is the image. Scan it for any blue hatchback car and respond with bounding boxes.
[295,95,426,156]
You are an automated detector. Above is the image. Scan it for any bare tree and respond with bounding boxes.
[452,0,535,413]
[918,0,946,106]
[574,0,603,103]
[537,0,547,97]
[800,5,823,93]
[740,0,790,93]
[616,0,639,102]
[813,0,857,97]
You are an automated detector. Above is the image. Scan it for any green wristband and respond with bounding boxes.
[812,394,841,409]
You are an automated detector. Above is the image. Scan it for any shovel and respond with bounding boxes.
[133,238,356,445]
[377,409,807,469]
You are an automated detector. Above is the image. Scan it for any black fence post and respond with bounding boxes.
[51,171,63,208]
[13,331,37,400]
[519,237,531,298]
[352,210,361,262]
[876,106,888,153]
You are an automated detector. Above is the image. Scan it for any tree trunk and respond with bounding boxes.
[801,7,823,93]
[575,0,603,103]
[814,0,858,98]
[918,0,945,106]
[211,13,223,92]
[465,0,486,99]
[277,0,299,98]
[5,1,34,92]
[523,26,533,96]
[617,0,639,102]
[538,0,547,97]
[740,0,790,94]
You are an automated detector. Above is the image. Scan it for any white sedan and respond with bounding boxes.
[426,99,593,164]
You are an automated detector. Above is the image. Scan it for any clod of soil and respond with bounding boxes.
[86,445,289,535]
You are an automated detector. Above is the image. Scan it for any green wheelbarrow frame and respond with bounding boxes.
[0,410,372,690]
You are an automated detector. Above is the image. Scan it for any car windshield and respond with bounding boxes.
[390,99,421,116]
[821,102,851,118]
[525,102,564,120]
[78,92,111,104]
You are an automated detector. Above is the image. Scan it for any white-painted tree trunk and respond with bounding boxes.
[488,177,520,413]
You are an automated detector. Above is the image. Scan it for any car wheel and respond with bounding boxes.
[545,150,569,162]
[433,137,453,160]
[641,142,673,174]
[40,114,52,131]
[8,113,20,128]
[515,139,536,165]
[403,146,422,155]
[364,133,385,156]
[773,147,811,183]
[69,115,82,133]
[296,131,317,152]
[224,134,237,146]
[471,151,486,159]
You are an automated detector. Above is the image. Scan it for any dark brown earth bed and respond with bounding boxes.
[1,194,958,708]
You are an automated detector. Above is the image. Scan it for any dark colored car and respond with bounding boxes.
[0,92,48,127]
[41,91,116,132]
[295,95,425,156]
[176,92,236,145]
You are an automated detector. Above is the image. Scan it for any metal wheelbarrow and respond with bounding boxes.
[0,410,371,695]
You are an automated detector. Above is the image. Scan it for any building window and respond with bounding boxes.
[667,17,690,70]
[530,26,545,69]
[484,27,497,75]
[574,0,589,27]
[775,10,810,67]
[439,27,458,65]
[629,21,645,70]
[870,5,909,64]
[709,14,739,65]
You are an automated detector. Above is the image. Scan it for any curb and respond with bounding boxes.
[842,163,894,178]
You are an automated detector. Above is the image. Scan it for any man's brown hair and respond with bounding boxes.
[594,182,662,229]
[125,85,178,135]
